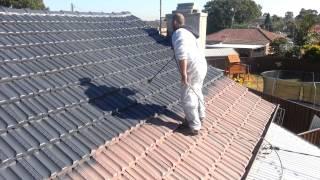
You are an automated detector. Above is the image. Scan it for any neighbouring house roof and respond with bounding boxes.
[247,122,320,180]
[0,7,277,180]
[206,28,284,45]
[205,48,238,57]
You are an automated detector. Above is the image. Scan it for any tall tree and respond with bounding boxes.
[285,21,296,38]
[204,0,262,33]
[295,13,317,46]
[264,13,273,31]
[0,0,46,10]
[283,12,296,37]
[272,15,285,32]
[296,8,318,20]
[284,11,294,22]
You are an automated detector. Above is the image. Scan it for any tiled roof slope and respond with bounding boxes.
[206,28,284,45]
[0,7,277,180]
[60,77,276,180]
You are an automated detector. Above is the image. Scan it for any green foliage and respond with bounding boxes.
[294,14,317,46]
[285,11,294,21]
[0,0,46,10]
[285,46,302,58]
[232,23,249,29]
[306,32,320,45]
[271,15,285,32]
[264,13,273,31]
[303,45,320,61]
[204,0,262,33]
[296,9,318,20]
[270,37,289,56]
[285,21,296,38]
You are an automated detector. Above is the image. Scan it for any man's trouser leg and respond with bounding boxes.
[181,84,201,131]
[196,83,206,119]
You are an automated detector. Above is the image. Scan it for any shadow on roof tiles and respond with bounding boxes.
[143,28,171,46]
[80,77,181,130]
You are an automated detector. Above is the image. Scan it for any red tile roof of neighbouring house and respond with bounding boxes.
[207,28,284,45]
[0,6,277,180]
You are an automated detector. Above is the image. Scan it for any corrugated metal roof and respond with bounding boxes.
[205,48,238,57]
[0,7,277,180]
[247,122,320,180]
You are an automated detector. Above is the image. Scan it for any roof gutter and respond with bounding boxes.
[241,104,280,180]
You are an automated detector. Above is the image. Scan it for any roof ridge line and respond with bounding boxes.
[0,6,132,17]
[257,28,273,42]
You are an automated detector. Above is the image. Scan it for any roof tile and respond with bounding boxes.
[0,8,276,180]
[207,28,284,45]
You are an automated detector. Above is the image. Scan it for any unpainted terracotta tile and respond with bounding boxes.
[134,161,161,179]
[215,161,243,180]
[121,136,146,156]
[173,163,199,179]
[154,145,181,168]
[144,152,170,175]
[108,144,135,166]
[65,170,86,180]
[123,167,145,180]
[130,130,156,149]
[99,150,124,174]
[87,158,114,179]
[147,149,174,170]
[181,155,208,176]
[75,163,103,180]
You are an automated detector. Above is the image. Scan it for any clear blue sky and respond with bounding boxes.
[43,0,319,20]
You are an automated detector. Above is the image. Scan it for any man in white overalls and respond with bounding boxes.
[171,13,208,135]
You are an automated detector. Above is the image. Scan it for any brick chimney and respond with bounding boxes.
[166,3,208,49]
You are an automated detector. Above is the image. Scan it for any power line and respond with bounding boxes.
[263,139,284,180]
[262,138,320,180]
[270,145,320,159]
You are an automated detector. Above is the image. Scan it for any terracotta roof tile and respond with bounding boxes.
[59,77,276,180]
[207,28,284,45]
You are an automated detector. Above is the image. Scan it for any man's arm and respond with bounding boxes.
[172,31,188,85]
[179,59,188,85]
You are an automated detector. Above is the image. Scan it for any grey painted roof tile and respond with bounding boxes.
[0,9,224,179]
[9,162,35,180]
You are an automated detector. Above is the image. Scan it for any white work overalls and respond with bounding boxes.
[172,28,207,131]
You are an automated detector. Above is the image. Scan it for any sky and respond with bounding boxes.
[43,0,320,20]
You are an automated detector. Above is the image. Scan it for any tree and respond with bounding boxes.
[264,13,273,31]
[272,15,285,32]
[270,37,289,56]
[285,21,296,38]
[303,45,320,61]
[294,9,318,46]
[0,0,46,10]
[284,11,294,22]
[283,11,296,37]
[296,8,318,20]
[204,0,262,33]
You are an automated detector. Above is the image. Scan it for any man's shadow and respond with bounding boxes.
[79,77,183,130]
